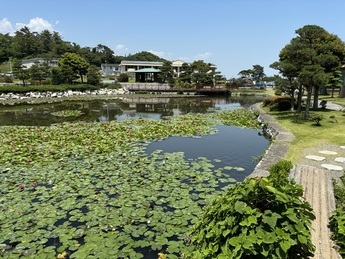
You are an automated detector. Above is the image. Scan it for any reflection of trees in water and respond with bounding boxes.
[0,96,266,126]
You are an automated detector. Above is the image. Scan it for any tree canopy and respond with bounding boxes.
[274,25,345,117]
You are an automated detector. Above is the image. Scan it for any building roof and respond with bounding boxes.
[134,68,161,73]
[120,60,163,66]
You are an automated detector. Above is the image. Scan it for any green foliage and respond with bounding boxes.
[125,51,167,62]
[309,114,324,126]
[118,73,129,82]
[275,89,282,96]
[263,96,292,111]
[268,160,293,187]
[0,84,99,93]
[86,66,101,85]
[58,52,90,83]
[330,175,345,256]
[184,160,315,259]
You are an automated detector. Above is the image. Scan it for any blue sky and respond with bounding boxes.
[1,0,345,78]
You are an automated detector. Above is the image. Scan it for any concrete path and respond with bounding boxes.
[291,165,340,259]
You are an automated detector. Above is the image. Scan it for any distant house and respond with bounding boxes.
[100,63,120,77]
[22,58,59,69]
[100,60,217,82]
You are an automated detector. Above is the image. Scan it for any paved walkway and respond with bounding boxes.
[250,102,343,258]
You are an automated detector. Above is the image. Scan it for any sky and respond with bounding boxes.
[1,0,345,79]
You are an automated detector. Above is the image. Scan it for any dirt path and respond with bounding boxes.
[292,165,340,259]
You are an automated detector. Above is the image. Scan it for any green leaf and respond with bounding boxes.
[280,240,291,253]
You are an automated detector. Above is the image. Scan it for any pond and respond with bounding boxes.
[0,95,265,126]
[0,95,270,258]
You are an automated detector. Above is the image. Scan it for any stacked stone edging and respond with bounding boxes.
[248,102,294,178]
[0,88,128,105]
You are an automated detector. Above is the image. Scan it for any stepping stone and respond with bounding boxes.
[319,150,338,155]
[335,157,345,163]
[305,155,325,161]
[341,146,345,149]
[321,164,343,171]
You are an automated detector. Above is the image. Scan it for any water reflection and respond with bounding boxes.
[0,96,265,126]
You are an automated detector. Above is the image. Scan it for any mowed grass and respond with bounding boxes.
[266,107,345,163]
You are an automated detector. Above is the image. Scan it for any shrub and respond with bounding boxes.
[329,175,345,256]
[184,160,315,259]
[118,73,129,82]
[262,96,292,111]
[275,89,283,96]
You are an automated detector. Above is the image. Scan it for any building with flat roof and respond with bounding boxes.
[22,58,59,69]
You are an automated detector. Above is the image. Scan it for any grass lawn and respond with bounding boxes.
[266,106,345,163]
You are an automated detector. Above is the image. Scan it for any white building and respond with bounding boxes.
[22,58,59,69]
[100,60,190,78]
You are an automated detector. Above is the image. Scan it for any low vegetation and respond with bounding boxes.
[0,109,261,258]
[330,176,345,256]
[184,160,315,258]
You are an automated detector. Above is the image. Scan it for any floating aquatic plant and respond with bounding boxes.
[0,109,264,258]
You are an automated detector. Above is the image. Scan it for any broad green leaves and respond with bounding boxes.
[184,161,315,258]
[0,109,261,258]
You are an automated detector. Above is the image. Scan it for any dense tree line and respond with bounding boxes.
[0,27,170,67]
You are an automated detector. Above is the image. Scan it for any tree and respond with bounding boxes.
[12,59,30,86]
[326,70,343,98]
[58,52,90,83]
[87,66,101,85]
[125,51,166,62]
[29,61,48,84]
[252,65,266,85]
[238,65,266,86]
[51,64,77,85]
[277,25,345,118]
[12,26,40,59]
[178,62,193,84]
[190,60,214,86]
[158,61,175,85]
[270,61,300,110]
[0,33,13,63]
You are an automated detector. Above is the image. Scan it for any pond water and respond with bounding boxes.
[0,95,265,126]
[0,95,271,258]
[146,125,269,183]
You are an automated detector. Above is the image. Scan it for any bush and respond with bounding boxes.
[275,89,283,96]
[263,96,292,111]
[118,73,129,82]
[329,175,345,256]
[184,160,315,259]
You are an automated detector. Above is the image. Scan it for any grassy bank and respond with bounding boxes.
[264,105,345,163]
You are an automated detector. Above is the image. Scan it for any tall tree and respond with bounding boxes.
[87,66,101,85]
[0,33,13,63]
[12,59,30,86]
[326,69,343,98]
[158,61,175,85]
[251,65,266,85]
[58,52,90,83]
[178,62,193,84]
[270,61,300,110]
[277,25,345,117]
[190,60,213,86]
[12,26,40,59]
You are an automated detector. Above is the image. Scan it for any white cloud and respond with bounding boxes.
[22,17,55,32]
[114,44,129,55]
[0,17,56,35]
[0,18,14,34]
[194,52,213,62]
